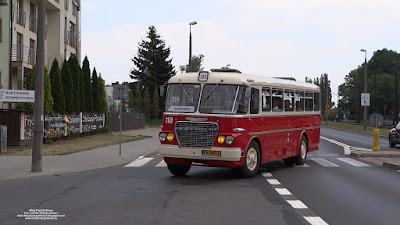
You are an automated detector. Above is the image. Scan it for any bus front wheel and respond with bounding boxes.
[167,164,191,176]
[239,141,260,178]
[294,136,308,165]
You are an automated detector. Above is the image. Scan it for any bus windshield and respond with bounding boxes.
[200,85,248,114]
[165,84,201,113]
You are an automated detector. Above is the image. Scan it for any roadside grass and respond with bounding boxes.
[322,121,391,137]
[1,133,150,156]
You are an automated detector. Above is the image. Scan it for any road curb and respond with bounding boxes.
[382,161,400,170]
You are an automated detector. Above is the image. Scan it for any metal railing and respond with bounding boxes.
[16,7,26,27]
[11,45,52,67]
[29,16,37,33]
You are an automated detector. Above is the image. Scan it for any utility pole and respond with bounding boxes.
[32,0,45,172]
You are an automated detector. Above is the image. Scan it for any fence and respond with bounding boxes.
[108,112,145,131]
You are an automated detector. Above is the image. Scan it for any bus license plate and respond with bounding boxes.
[202,150,221,156]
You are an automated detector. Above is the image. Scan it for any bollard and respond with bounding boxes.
[373,129,380,151]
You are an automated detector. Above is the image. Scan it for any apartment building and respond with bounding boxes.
[0,0,10,92]
[10,0,81,91]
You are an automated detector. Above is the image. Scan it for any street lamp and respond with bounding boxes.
[188,21,197,72]
[360,49,368,130]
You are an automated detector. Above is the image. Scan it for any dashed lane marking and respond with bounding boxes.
[337,158,370,167]
[287,200,308,209]
[310,158,339,167]
[304,216,329,225]
[275,188,292,195]
[155,160,167,167]
[124,157,154,167]
[266,179,281,185]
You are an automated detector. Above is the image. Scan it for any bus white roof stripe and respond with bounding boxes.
[169,72,319,91]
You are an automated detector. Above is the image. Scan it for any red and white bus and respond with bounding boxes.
[159,69,321,177]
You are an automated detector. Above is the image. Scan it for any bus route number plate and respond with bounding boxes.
[198,71,209,82]
[202,150,221,156]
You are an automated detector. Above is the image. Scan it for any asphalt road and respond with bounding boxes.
[1,128,400,225]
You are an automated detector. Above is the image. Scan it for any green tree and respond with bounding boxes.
[130,26,176,92]
[132,83,143,113]
[82,56,93,112]
[97,75,108,114]
[16,67,54,114]
[68,55,83,113]
[61,60,74,114]
[50,59,65,114]
[143,88,151,118]
[180,54,205,73]
[151,86,160,119]
[92,68,100,112]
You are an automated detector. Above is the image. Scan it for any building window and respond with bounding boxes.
[16,32,23,62]
[29,3,37,33]
[0,18,2,42]
[29,39,36,65]
[69,21,76,49]
[16,0,26,27]
[65,0,69,10]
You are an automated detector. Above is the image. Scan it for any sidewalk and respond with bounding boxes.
[0,127,161,181]
[351,150,400,170]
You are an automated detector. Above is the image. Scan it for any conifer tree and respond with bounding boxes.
[50,59,65,114]
[82,56,93,112]
[68,55,82,113]
[151,87,160,119]
[98,75,108,114]
[92,68,100,112]
[143,88,151,118]
[61,60,74,114]
[130,26,176,93]
[133,83,143,113]
[43,67,54,115]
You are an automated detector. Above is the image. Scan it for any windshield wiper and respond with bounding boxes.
[179,81,191,102]
[201,79,223,104]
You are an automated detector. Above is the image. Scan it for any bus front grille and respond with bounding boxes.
[175,122,219,148]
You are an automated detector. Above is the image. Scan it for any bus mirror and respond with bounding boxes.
[245,87,251,99]
[160,85,165,97]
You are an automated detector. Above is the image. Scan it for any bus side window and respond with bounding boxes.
[305,92,313,111]
[272,89,283,112]
[314,92,320,111]
[295,91,304,111]
[250,88,259,114]
[284,90,294,112]
[262,87,271,112]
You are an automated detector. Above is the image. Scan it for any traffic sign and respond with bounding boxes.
[361,93,370,106]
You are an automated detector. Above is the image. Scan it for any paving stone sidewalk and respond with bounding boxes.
[0,127,161,181]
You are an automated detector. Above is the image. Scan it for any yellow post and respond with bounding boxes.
[373,129,380,151]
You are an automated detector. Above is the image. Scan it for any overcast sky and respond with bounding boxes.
[81,0,400,103]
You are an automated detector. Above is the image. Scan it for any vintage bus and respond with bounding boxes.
[158,69,321,177]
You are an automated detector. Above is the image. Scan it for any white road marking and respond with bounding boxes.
[125,157,154,167]
[262,172,273,177]
[320,136,351,155]
[275,188,292,196]
[310,158,339,167]
[294,164,310,167]
[287,200,308,209]
[317,154,339,157]
[337,158,370,167]
[304,216,329,225]
[266,179,281,185]
[155,160,167,167]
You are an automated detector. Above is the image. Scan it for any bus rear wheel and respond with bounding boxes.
[167,164,191,176]
[294,136,308,165]
[239,141,260,178]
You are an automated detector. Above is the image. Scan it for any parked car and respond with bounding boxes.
[388,123,400,147]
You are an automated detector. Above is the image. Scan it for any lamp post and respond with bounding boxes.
[360,49,368,130]
[188,21,197,72]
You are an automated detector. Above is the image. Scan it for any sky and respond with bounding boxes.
[81,0,400,103]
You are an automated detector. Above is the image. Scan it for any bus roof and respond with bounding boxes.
[168,71,320,92]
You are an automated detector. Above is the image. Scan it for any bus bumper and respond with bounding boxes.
[159,144,242,161]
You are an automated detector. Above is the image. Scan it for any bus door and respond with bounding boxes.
[284,90,295,157]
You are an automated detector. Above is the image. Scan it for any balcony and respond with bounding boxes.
[29,16,37,33]
[16,7,26,27]
[11,45,52,67]
[68,31,77,49]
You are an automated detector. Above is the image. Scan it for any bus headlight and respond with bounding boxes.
[218,136,225,144]
[167,133,175,142]
[226,136,234,145]
[159,133,167,142]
